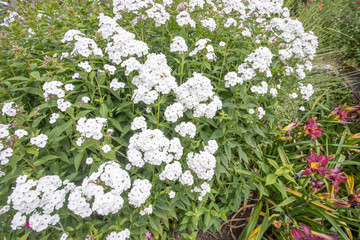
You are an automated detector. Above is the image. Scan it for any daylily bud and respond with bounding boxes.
[272,220,281,228]
[328,200,351,208]
[278,136,292,141]
[348,133,360,141]
[281,119,299,132]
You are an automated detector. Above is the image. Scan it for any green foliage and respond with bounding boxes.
[0,0,359,240]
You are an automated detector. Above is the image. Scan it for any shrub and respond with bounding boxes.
[3,0,357,239]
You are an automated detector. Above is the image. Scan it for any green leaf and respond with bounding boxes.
[74,152,84,172]
[238,201,263,240]
[35,155,59,166]
[6,76,30,81]
[265,174,277,185]
[148,216,163,235]
[210,129,224,139]
[100,103,108,118]
[30,71,41,80]
[47,121,72,139]
[273,196,296,211]
[256,203,271,240]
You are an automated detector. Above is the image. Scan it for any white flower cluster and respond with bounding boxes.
[251,81,268,95]
[256,107,266,119]
[127,128,183,167]
[289,93,298,99]
[68,161,131,217]
[192,182,211,201]
[113,0,152,14]
[146,3,170,27]
[201,18,216,32]
[269,88,278,97]
[120,57,141,76]
[298,83,314,101]
[176,11,196,28]
[76,117,107,146]
[50,113,60,124]
[165,73,222,122]
[14,129,28,139]
[170,36,188,54]
[139,204,153,215]
[43,81,65,101]
[100,15,149,64]
[175,122,196,138]
[110,78,125,91]
[270,17,318,61]
[2,102,17,117]
[187,140,218,180]
[78,61,92,72]
[30,134,48,148]
[189,38,216,61]
[0,142,13,165]
[61,29,84,43]
[104,64,117,75]
[240,46,273,79]
[57,98,71,112]
[131,116,147,131]
[7,175,72,232]
[71,36,103,57]
[188,0,205,11]
[1,11,23,27]
[128,179,152,208]
[159,161,182,181]
[224,17,237,28]
[106,229,130,240]
[224,72,243,88]
[132,53,177,104]
[179,170,194,186]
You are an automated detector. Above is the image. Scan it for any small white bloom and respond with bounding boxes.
[101,144,111,153]
[168,191,175,199]
[85,157,93,164]
[249,109,255,114]
[81,96,90,103]
[299,106,305,111]
[64,84,75,91]
[14,129,28,139]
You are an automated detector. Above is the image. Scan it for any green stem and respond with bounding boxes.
[180,53,185,84]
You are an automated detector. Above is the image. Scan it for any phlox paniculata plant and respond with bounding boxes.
[0,0,318,238]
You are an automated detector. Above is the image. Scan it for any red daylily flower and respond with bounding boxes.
[323,167,347,191]
[329,104,357,122]
[304,118,323,141]
[292,223,339,240]
[348,188,360,207]
[310,180,324,193]
[304,150,334,175]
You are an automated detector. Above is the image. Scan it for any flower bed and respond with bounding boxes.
[0,0,359,239]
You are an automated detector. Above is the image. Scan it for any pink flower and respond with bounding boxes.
[357,1,360,4]
[303,118,323,141]
[26,222,30,228]
[145,232,151,238]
